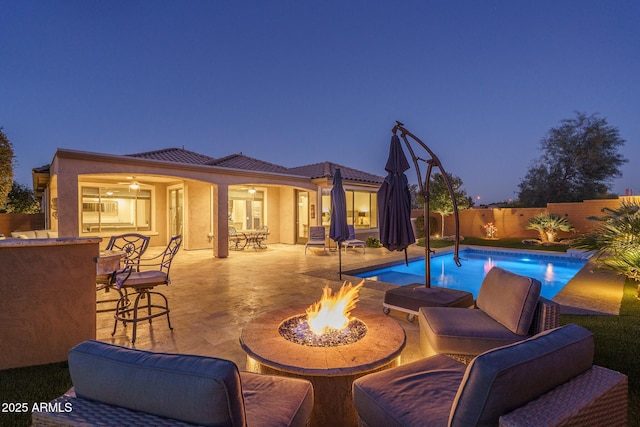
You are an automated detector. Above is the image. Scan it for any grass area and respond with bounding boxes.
[562,277,640,426]
[422,236,571,252]
[0,361,71,427]
[1,236,637,425]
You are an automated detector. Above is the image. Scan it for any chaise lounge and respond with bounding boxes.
[32,340,314,427]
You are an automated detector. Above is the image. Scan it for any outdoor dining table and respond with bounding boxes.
[230,229,269,250]
[95,250,126,313]
[95,250,126,275]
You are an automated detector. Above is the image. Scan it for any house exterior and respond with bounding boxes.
[33,147,383,257]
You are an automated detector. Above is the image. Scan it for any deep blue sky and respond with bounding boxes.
[2,1,639,203]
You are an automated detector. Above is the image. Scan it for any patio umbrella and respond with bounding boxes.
[329,168,350,279]
[377,134,415,264]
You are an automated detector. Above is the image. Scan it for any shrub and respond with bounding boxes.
[365,236,383,248]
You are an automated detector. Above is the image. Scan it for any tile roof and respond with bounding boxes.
[287,162,384,184]
[126,148,215,164]
[206,153,290,174]
[124,147,383,184]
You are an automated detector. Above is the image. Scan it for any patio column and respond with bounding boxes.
[213,184,229,258]
[57,172,79,237]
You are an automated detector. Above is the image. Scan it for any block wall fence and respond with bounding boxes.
[432,196,640,239]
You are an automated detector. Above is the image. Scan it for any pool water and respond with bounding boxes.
[354,248,588,299]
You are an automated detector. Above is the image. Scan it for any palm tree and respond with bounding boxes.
[525,213,574,243]
[572,201,640,281]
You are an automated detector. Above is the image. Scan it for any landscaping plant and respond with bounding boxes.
[525,213,574,243]
[573,201,640,282]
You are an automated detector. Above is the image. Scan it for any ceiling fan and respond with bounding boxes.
[115,176,151,191]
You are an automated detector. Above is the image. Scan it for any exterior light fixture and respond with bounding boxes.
[248,187,256,195]
[129,182,140,191]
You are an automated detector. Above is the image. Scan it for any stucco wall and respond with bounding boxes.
[0,238,99,369]
[186,182,213,250]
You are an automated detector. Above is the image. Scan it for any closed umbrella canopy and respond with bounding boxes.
[330,168,350,279]
[378,135,415,254]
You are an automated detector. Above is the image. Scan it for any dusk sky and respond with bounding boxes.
[2,1,639,203]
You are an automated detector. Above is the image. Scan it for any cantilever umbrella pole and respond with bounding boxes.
[392,122,462,288]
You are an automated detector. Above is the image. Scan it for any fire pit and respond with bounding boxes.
[278,282,367,347]
[240,282,406,427]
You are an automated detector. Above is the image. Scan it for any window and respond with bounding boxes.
[322,189,378,229]
[229,187,265,231]
[81,185,152,233]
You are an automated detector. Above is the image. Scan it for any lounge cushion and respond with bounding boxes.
[476,267,541,335]
[241,372,314,427]
[419,307,526,356]
[68,340,246,427]
[353,354,467,427]
[449,324,594,427]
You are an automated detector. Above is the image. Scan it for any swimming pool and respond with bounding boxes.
[354,248,589,299]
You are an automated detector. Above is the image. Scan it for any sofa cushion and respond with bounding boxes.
[12,230,36,238]
[68,340,245,427]
[240,372,314,427]
[419,307,526,356]
[47,231,58,238]
[35,229,50,238]
[476,267,541,335]
[353,354,466,427]
[449,324,594,427]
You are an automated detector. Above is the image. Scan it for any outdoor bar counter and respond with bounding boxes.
[0,237,100,369]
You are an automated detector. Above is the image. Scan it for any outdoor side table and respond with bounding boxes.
[383,284,474,321]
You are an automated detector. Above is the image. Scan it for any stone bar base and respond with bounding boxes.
[0,238,99,369]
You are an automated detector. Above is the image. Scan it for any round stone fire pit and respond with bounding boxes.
[240,305,406,427]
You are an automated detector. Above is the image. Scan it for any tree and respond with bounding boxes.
[1,182,40,213]
[572,201,640,281]
[428,172,470,237]
[525,213,574,243]
[517,112,627,207]
[0,127,14,208]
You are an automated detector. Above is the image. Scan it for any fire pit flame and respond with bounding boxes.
[306,281,364,336]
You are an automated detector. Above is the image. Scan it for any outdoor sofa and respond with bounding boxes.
[32,340,314,427]
[353,324,628,427]
[9,229,57,239]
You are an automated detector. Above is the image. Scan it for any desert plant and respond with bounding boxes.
[365,236,382,248]
[525,213,574,242]
[572,201,640,281]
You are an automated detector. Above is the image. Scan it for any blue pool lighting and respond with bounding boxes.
[354,248,588,299]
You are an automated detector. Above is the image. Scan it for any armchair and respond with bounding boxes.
[419,266,560,362]
[33,340,314,427]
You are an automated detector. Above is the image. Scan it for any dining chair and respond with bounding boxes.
[252,225,269,249]
[229,226,247,250]
[111,235,182,345]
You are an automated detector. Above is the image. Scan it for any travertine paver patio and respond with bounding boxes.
[97,243,624,369]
